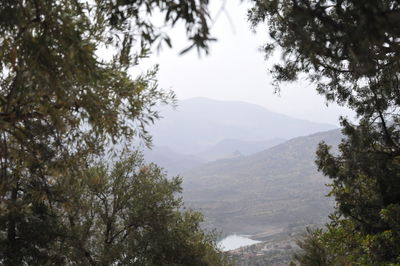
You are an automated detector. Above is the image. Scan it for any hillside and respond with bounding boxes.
[143,138,286,174]
[143,146,204,175]
[197,138,286,162]
[182,129,343,235]
[149,98,336,154]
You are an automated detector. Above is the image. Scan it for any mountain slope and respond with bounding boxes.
[182,129,343,235]
[143,146,204,175]
[149,98,337,154]
[196,138,286,162]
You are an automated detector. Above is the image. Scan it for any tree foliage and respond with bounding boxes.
[0,0,229,264]
[249,0,400,264]
[60,152,229,265]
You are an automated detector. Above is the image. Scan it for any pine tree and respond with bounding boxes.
[249,0,400,263]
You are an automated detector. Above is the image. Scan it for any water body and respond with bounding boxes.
[218,234,261,251]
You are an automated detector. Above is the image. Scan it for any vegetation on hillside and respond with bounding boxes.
[249,0,400,264]
[183,130,341,235]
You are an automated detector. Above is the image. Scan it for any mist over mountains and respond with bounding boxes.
[149,98,336,154]
[182,129,342,235]
[145,98,337,174]
[196,138,285,162]
[142,98,342,239]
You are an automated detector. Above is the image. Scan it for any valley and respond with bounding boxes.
[143,98,342,265]
[181,129,341,236]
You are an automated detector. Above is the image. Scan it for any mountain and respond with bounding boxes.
[196,138,286,162]
[182,129,343,235]
[143,146,204,175]
[143,138,286,174]
[149,98,336,154]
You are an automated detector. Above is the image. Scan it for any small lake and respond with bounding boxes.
[218,234,261,251]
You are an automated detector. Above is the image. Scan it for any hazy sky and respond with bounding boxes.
[139,0,355,126]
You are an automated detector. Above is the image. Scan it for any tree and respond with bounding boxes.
[60,152,229,265]
[0,0,229,264]
[248,0,400,264]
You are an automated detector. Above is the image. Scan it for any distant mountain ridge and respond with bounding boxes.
[148,97,337,154]
[141,98,342,239]
[182,129,343,235]
[143,146,203,175]
[143,138,286,175]
[196,138,286,162]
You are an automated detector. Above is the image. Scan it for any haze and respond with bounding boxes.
[139,0,355,126]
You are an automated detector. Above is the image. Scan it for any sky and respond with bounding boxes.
[138,0,355,126]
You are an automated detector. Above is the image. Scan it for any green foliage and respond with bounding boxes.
[60,152,229,265]
[317,121,400,235]
[294,215,400,265]
[308,121,400,265]
[248,0,400,264]
[249,0,400,117]
[0,0,222,264]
